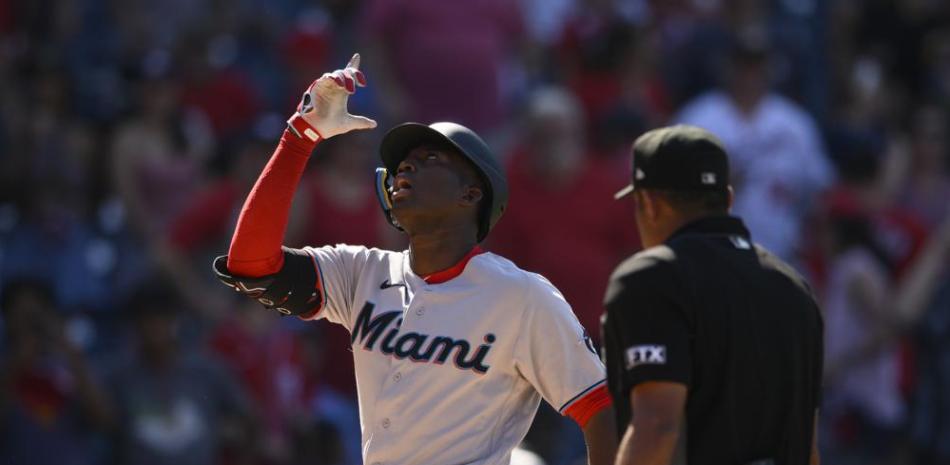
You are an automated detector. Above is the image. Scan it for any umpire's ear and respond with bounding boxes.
[635,189,661,223]
[726,185,735,212]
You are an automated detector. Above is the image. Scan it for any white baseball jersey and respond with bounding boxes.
[300,244,608,465]
[676,91,834,261]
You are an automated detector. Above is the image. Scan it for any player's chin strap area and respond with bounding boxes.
[375,167,403,231]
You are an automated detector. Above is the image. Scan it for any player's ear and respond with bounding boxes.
[459,185,483,207]
[726,185,735,212]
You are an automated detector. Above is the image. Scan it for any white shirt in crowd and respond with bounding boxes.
[677,91,835,261]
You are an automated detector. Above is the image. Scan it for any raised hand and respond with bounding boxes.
[288,53,377,141]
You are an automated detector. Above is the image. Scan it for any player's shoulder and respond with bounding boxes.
[471,251,545,286]
[304,243,404,263]
[472,251,570,306]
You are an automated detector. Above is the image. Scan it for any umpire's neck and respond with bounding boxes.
[407,224,479,278]
[635,188,733,249]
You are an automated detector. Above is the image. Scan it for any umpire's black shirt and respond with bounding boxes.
[602,215,823,465]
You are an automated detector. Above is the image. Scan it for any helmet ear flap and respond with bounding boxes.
[375,167,403,231]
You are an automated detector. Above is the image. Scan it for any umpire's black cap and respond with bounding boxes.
[614,125,730,199]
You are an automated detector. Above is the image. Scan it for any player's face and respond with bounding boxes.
[390,145,482,233]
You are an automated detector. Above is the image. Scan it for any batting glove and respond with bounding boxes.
[287,53,377,142]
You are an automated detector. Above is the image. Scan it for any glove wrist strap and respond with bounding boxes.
[287,113,322,143]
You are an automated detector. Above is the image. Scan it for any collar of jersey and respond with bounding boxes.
[421,246,486,284]
[667,215,750,242]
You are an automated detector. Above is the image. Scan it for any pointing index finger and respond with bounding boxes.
[347,53,361,70]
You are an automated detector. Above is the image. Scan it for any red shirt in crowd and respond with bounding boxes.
[181,70,261,138]
[295,175,387,396]
[489,148,640,343]
[169,170,387,398]
[362,0,523,132]
[168,180,241,253]
[298,176,385,249]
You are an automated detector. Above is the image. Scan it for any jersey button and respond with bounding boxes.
[382,418,391,429]
[415,307,425,316]
[393,372,402,382]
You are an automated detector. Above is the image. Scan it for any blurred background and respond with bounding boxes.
[1,0,949,464]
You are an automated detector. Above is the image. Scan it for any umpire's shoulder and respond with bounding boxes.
[606,245,678,303]
[754,244,818,300]
[609,245,677,283]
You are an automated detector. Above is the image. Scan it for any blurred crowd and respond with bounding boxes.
[1,0,949,464]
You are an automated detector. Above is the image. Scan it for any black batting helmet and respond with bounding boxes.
[376,122,508,242]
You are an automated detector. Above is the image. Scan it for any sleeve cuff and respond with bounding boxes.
[286,114,323,144]
[278,127,320,161]
[562,381,613,428]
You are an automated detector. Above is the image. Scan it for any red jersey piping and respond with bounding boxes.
[422,246,485,284]
[563,383,612,428]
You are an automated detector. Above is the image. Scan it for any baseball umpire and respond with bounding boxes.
[602,125,823,465]
[212,54,618,465]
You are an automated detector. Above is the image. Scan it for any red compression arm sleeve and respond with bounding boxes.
[226,129,318,277]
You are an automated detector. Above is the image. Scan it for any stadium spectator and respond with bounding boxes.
[0,278,112,465]
[106,284,253,465]
[208,302,308,464]
[361,0,525,135]
[489,86,638,343]
[676,30,835,262]
[111,72,212,240]
[910,274,950,464]
[820,206,950,465]
[156,120,281,320]
[296,131,390,250]
[897,106,950,230]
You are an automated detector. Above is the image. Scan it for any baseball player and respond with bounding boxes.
[212,54,617,465]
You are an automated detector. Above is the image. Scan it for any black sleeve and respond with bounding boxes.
[602,260,691,399]
[212,247,323,317]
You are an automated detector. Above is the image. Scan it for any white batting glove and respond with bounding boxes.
[287,53,377,142]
